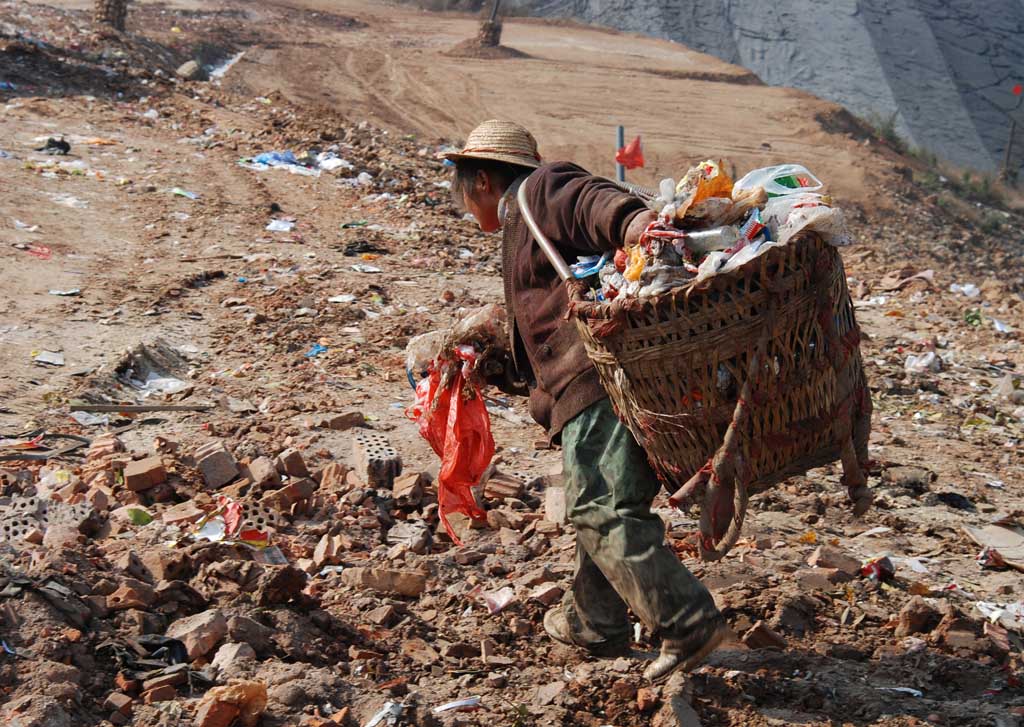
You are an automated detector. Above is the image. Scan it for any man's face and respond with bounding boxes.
[463,170,501,233]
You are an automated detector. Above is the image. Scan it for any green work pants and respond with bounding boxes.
[559,398,720,649]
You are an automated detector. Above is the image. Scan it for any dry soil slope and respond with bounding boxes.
[516,0,1024,175]
[222,0,900,207]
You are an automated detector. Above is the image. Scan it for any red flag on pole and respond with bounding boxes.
[615,135,645,169]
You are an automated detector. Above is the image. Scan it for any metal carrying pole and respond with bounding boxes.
[489,0,501,22]
[616,125,625,182]
[1001,119,1016,183]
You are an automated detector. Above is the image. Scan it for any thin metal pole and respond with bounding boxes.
[1001,118,1016,182]
[489,0,501,22]
[616,125,625,182]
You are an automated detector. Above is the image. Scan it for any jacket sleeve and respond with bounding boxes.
[522,162,649,254]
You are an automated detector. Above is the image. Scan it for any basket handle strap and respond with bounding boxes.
[696,354,756,561]
[516,180,574,282]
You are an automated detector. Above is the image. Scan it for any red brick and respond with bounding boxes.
[275,448,309,478]
[142,684,177,703]
[123,456,166,492]
[103,692,134,716]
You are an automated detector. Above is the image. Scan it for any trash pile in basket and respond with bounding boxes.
[575,162,853,300]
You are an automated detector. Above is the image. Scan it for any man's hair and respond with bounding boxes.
[451,158,534,207]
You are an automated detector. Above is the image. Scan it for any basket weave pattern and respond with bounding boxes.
[567,232,872,559]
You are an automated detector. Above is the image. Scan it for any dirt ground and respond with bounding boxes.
[1,1,1023,726]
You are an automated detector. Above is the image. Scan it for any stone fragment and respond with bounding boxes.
[341,567,426,597]
[227,616,274,656]
[123,456,166,492]
[401,637,440,665]
[103,692,133,716]
[106,580,157,611]
[392,472,426,505]
[637,687,659,713]
[486,672,508,689]
[534,680,566,706]
[195,442,239,489]
[313,533,344,568]
[742,620,787,650]
[386,521,431,554]
[318,411,365,430]
[528,584,564,606]
[142,684,177,703]
[165,609,228,660]
[482,473,524,500]
[196,680,267,727]
[545,486,567,525]
[895,596,941,637]
[454,548,485,565]
[275,448,309,478]
[245,457,280,488]
[141,669,187,693]
[318,462,349,492]
[807,545,861,578]
[211,642,256,676]
[176,60,202,80]
[141,549,191,582]
[366,605,399,627]
[352,431,402,488]
[161,501,206,526]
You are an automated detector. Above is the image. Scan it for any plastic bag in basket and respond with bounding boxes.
[406,346,492,544]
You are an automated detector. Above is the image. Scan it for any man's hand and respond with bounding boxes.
[624,209,658,248]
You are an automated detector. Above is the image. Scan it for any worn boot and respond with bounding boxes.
[643,618,730,682]
[543,606,631,657]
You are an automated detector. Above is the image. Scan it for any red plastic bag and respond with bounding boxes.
[615,135,644,170]
[407,349,493,544]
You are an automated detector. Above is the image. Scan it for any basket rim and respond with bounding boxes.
[569,230,827,320]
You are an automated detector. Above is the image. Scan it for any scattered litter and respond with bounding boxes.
[974,601,1024,633]
[171,187,200,200]
[34,137,70,155]
[860,556,894,582]
[993,319,1013,334]
[32,350,65,366]
[13,242,52,259]
[209,50,245,79]
[48,288,80,296]
[240,150,322,177]
[328,294,357,304]
[964,521,1024,571]
[305,344,328,358]
[432,696,482,714]
[69,411,110,427]
[266,219,296,232]
[342,220,368,228]
[52,193,88,209]
[482,586,516,614]
[344,240,389,256]
[905,352,941,374]
[949,282,980,298]
[936,492,974,511]
[13,219,39,232]
[364,701,403,727]
[351,264,382,274]
[857,526,892,537]
[125,371,189,395]
[875,687,923,698]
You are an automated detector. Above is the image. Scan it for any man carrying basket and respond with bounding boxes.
[444,120,729,681]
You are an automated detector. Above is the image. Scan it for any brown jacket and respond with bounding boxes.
[501,162,649,440]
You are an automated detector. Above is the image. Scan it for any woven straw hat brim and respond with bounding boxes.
[442,149,541,168]
[441,119,542,168]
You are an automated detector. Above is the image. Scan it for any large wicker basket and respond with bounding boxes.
[518,187,872,560]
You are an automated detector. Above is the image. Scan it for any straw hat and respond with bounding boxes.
[442,119,542,168]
